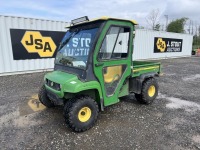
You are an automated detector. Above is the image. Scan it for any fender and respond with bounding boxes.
[130,72,158,94]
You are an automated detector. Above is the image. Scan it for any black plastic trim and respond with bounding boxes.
[129,73,158,94]
[46,89,64,106]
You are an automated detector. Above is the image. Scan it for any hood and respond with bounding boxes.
[45,71,78,85]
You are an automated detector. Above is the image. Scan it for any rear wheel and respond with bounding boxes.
[38,85,55,108]
[135,78,158,104]
[64,96,99,132]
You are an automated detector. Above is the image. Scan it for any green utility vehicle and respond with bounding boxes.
[39,16,161,132]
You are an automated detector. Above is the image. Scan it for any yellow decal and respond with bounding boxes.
[21,31,56,57]
[133,66,159,72]
[28,94,46,112]
[156,38,166,52]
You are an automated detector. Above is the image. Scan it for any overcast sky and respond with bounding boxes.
[0,0,200,29]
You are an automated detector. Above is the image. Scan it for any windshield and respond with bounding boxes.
[55,27,99,69]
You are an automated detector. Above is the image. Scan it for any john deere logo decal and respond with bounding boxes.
[21,31,56,57]
[10,29,65,60]
[154,37,183,53]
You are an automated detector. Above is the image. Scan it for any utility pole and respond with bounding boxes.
[161,24,164,31]
[164,15,168,31]
[199,25,200,36]
[191,21,194,35]
[188,20,191,34]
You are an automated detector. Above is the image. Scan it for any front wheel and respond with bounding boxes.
[38,85,55,108]
[135,78,158,104]
[64,96,99,132]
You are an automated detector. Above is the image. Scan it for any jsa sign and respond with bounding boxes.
[10,29,65,60]
[154,37,183,53]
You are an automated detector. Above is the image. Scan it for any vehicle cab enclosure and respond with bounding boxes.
[43,16,160,110]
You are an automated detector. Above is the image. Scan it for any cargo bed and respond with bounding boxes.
[131,61,161,77]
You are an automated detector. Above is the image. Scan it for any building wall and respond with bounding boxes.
[133,29,193,60]
[0,15,69,76]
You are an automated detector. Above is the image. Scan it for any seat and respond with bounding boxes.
[103,65,122,83]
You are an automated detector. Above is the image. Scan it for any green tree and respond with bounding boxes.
[167,18,188,33]
[193,35,200,46]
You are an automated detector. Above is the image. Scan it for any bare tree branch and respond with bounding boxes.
[146,9,160,30]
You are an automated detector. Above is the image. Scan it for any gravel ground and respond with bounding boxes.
[0,57,200,150]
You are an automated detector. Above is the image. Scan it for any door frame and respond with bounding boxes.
[93,20,134,106]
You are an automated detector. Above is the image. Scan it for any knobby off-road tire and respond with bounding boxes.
[64,96,99,132]
[38,85,55,108]
[135,78,158,104]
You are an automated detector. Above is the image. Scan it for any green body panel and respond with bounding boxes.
[132,61,161,77]
[118,81,129,97]
[45,71,103,99]
[93,20,134,106]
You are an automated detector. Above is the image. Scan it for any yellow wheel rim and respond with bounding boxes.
[78,107,91,122]
[148,85,156,97]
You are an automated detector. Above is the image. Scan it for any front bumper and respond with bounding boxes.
[46,87,64,106]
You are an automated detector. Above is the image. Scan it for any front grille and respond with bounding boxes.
[46,79,61,91]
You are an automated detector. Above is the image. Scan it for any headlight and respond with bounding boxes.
[45,79,61,91]
[54,83,61,91]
